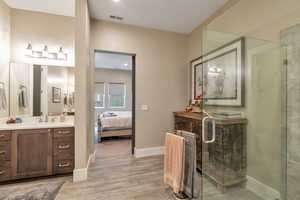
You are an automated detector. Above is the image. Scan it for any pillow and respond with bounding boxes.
[103,112,118,117]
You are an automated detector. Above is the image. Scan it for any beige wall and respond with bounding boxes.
[187,0,300,59]
[75,0,94,170]
[207,0,300,41]
[0,0,10,118]
[91,20,188,149]
[10,9,75,67]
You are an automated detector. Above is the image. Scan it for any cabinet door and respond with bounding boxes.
[191,120,202,170]
[12,129,52,179]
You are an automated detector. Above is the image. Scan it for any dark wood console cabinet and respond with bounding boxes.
[0,127,74,182]
[174,112,247,191]
[174,112,203,170]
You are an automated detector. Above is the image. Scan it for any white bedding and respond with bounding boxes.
[100,111,132,129]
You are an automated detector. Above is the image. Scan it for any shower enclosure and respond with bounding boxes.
[199,24,300,200]
[281,24,300,200]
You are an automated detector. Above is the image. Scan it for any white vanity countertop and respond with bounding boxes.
[0,121,74,131]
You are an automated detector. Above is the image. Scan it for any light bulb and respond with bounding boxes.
[42,45,49,58]
[57,47,66,60]
[25,43,33,56]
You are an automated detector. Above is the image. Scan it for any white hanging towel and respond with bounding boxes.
[0,87,7,111]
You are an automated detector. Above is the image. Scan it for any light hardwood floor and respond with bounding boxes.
[55,139,263,200]
[95,137,132,158]
[0,138,265,200]
[56,138,174,200]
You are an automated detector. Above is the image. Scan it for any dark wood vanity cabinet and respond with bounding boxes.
[174,112,203,170]
[12,129,53,179]
[202,120,247,191]
[174,112,247,191]
[0,127,74,182]
[0,131,12,182]
[53,128,75,174]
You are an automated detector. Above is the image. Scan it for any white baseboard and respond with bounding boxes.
[73,168,88,182]
[134,146,165,158]
[246,176,280,200]
[73,151,96,182]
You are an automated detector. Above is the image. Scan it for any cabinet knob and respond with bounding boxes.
[0,170,6,175]
[58,131,70,134]
[58,144,70,149]
[0,151,5,155]
[0,135,4,139]
[58,162,70,168]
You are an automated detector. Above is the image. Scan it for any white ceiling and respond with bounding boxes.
[3,0,228,34]
[89,0,228,34]
[3,0,75,17]
[95,52,132,71]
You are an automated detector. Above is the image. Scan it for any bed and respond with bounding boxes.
[98,111,132,141]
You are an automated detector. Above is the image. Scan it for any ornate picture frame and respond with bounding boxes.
[191,37,245,107]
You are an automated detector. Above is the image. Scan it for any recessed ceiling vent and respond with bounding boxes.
[110,15,123,20]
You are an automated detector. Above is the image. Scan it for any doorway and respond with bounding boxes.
[93,50,136,158]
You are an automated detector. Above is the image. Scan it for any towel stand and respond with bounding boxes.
[165,130,200,199]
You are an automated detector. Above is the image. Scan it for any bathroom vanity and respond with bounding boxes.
[0,123,74,182]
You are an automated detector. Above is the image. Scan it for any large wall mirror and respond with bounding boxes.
[9,63,75,117]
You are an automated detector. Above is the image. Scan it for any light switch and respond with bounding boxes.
[141,105,149,111]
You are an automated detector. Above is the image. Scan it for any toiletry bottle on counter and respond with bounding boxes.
[15,118,22,123]
[59,114,65,122]
[44,114,48,122]
[6,118,15,124]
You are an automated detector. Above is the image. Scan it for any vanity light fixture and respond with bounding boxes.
[208,66,222,74]
[42,45,49,58]
[25,43,33,56]
[112,0,120,2]
[57,47,67,60]
[25,44,68,61]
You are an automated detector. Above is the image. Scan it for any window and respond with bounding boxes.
[95,82,105,108]
[108,83,126,108]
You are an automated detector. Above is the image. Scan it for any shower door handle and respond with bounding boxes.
[202,116,216,144]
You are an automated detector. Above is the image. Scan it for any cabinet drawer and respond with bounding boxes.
[54,128,74,138]
[175,117,193,132]
[53,137,74,158]
[53,159,74,174]
[0,142,11,161]
[0,162,11,181]
[0,131,11,142]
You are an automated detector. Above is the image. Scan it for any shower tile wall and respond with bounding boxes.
[281,24,300,200]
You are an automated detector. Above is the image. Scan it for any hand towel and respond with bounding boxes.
[18,87,28,108]
[178,130,199,198]
[164,132,185,194]
[0,87,7,111]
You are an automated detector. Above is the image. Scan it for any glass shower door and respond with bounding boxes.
[281,24,300,200]
[200,33,282,200]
